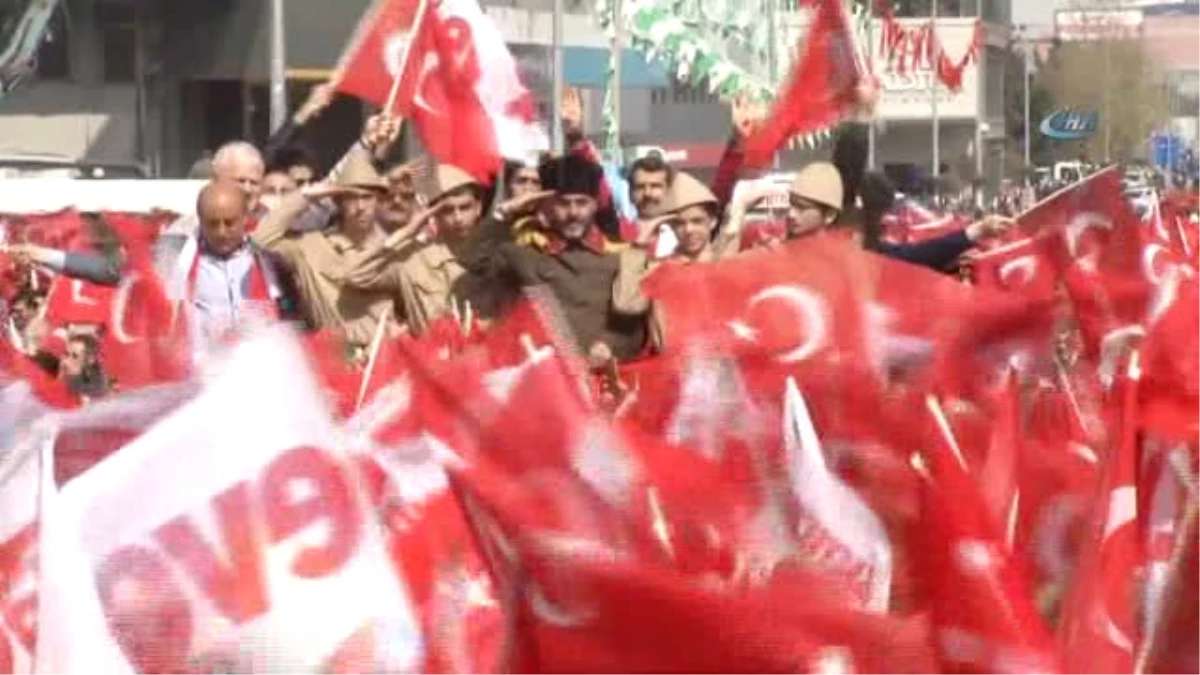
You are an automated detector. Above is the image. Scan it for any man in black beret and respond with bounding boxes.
[464,153,647,362]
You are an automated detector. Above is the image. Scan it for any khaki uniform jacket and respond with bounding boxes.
[251,191,400,346]
[342,231,515,336]
[611,225,742,350]
[341,239,462,336]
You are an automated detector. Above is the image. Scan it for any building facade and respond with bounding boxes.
[0,0,1010,189]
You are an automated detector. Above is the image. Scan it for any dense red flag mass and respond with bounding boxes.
[0,0,1195,671]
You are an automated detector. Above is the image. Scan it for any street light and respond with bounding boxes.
[1021,26,1031,171]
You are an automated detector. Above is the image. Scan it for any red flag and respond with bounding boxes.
[742,0,865,166]
[333,0,425,111]
[1020,167,1152,365]
[97,230,190,390]
[1058,351,1145,673]
[336,0,546,181]
[967,236,1058,299]
[43,277,114,327]
[642,237,868,371]
[9,209,88,250]
[919,396,1062,673]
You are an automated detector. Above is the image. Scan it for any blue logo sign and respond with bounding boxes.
[1039,109,1100,141]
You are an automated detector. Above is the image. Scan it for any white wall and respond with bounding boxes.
[484,5,608,47]
[0,82,137,163]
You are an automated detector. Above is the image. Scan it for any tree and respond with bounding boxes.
[1003,42,1057,169]
[1036,37,1170,163]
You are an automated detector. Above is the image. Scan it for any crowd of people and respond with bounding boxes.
[0,60,1197,675]
[1,81,1029,399]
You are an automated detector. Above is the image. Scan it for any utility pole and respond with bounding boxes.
[612,0,623,162]
[1023,29,1031,171]
[767,0,780,169]
[268,0,288,132]
[930,0,940,201]
[974,0,983,181]
[1102,0,1121,164]
[551,0,565,154]
[867,0,876,170]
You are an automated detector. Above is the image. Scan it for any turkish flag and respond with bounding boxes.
[641,237,869,372]
[967,236,1058,299]
[335,0,547,181]
[333,0,425,111]
[1058,353,1145,673]
[742,0,865,166]
[1019,166,1141,276]
[43,277,114,327]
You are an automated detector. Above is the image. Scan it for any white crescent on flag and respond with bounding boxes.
[382,31,411,79]
[727,285,830,364]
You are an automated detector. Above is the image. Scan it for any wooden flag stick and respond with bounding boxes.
[356,306,393,411]
[384,0,433,114]
[1132,451,1200,672]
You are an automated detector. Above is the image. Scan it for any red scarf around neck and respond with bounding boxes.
[187,243,278,320]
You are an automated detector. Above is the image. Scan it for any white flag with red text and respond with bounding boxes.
[35,327,424,673]
[0,383,53,674]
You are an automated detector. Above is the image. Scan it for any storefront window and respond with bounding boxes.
[887,0,974,18]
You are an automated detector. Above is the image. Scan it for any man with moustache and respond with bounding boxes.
[340,164,504,334]
[465,154,646,362]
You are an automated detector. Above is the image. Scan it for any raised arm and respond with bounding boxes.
[710,130,746,214]
[611,247,654,316]
[465,191,552,286]
[869,215,1016,272]
[263,83,336,166]
[326,114,403,185]
[10,244,122,286]
[341,204,441,290]
[250,190,311,263]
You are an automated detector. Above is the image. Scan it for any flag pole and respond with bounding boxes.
[767,0,780,170]
[268,0,289,132]
[384,0,433,113]
[930,0,940,204]
[974,0,984,182]
[551,0,565,154]
[356,306,393,411]
[866,0,877,170]
[612,0,623,162]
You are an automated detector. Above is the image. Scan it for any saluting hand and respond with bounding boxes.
[385,202,443,250]
[300,181,350,201]
[496,189,555,220]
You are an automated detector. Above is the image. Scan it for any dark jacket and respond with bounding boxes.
[53,250,123,286]
[868,231,974,273]
[464,216,647,360]
[831,123,975,274]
